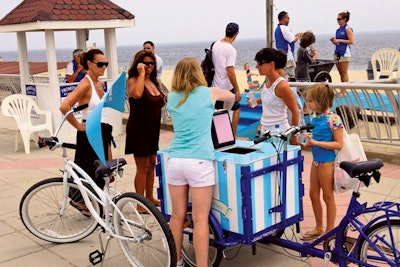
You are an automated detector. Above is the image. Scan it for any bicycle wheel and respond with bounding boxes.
[113,192,177,267]
[182,211,223,267]
[357,219,400,266]
[19,177,101,243]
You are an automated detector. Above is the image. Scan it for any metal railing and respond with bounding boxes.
[2,73,400,146]
[291,79,400,146]
[0,74,22,101]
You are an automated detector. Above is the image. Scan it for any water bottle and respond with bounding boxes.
[246,89,257,108]
[297,132,309,146]
[271,124,280,145]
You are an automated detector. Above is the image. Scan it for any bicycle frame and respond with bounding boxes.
[59,150,141,241]
[48,105,143,242]
[260,139,400,266]
[264,181,400,266]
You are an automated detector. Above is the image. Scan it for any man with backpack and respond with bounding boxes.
[211,22,241,137]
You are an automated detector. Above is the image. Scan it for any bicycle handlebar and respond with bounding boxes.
[38,104,88,150]
[253,125,314,145]
[73,103,88,113]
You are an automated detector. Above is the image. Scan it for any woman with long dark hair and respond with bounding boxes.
[125,50,165,206]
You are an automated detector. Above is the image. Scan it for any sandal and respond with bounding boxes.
[151,199,160,206]
[300,230,322,241]
[70,200,91,217]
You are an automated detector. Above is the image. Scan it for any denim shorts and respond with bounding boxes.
[166,158,215,187]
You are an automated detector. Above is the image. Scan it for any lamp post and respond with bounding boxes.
[266,0,274,48]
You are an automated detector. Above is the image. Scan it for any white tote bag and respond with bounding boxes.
[334,130,367,193]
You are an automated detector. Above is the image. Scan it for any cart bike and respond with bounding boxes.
[158,125,399,267]
[157,125,312,266]
[19,104,177,267]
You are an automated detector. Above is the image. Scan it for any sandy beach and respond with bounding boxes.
[160,69,368,92]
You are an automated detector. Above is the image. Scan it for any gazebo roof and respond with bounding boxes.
[0,0,135,32]
[0,61,69,75]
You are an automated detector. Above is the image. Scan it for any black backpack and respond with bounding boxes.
[201,42,216,86]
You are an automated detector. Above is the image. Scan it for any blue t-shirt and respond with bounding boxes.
[166,85,215,160]
[311,111,343,162]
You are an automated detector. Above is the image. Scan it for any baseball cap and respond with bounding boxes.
[226,22,239,35]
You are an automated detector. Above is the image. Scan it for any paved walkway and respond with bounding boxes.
[0,113,399,267]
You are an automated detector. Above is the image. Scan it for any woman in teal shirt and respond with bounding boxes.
[166,57,234,267]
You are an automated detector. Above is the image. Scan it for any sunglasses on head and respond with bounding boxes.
[90,60,109,68]
[142,61,155,66]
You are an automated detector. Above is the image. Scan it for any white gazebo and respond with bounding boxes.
[0,0,135,138]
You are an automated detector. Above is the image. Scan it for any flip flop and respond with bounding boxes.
[300,230,322,241]
[70,200,91,217]
[149,199,160,206]
[136,206,149,214]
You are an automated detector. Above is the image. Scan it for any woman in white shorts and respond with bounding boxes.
[166,57,235,267]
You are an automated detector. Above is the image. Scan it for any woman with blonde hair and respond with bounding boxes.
[166,57,234,267]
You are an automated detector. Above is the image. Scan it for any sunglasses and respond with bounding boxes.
[90,60,109,68]
[142,61,155,66]
[256,60,268,65]
[337,18,343,21]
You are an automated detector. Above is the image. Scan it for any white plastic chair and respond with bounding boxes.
[371,48,400,79]
[1,94,53,154]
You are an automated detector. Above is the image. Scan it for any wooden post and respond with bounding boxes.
[266,0,274,48]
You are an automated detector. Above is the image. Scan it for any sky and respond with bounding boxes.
[0,0,400,51]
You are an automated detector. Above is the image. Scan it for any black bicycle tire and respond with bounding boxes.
[19,177,100,243]
[357,219,400,266]
[113,192,177,267]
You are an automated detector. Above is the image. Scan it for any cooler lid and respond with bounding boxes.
[211,109,235,149]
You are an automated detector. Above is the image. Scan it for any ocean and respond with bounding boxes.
[1,30,399,72]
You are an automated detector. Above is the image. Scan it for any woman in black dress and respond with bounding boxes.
[125,50,165,206]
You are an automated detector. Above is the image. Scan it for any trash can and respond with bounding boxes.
[366,60,380,80]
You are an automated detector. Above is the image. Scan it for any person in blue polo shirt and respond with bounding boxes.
[274,11,302,81]
[65,49,86,83]
[330,10,354,97]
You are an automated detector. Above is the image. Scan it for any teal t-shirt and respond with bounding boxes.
[166,85,215,160]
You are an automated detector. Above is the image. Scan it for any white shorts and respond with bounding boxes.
[333,56,351,63]
[166,158,215,187]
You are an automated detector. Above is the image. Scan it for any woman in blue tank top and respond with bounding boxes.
[330,10,354,96]
[166,57,235,267]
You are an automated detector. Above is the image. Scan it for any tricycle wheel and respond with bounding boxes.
[182,210,223,267]
[313,71,332,82]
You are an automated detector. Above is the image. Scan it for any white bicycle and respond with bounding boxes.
[19,104,176,266]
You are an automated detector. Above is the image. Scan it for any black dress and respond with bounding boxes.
[125,87,164,157]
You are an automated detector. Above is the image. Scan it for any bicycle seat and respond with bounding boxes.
[94,158,127,179]
[340,158,383,181]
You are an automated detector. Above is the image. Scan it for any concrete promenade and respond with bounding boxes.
[0,113,399,267]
